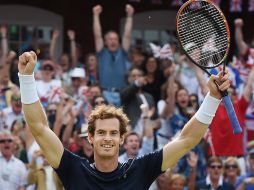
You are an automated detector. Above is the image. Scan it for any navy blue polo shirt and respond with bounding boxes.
[54,149,163,190]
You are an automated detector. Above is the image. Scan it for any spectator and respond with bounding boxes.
[91,95,108,108]
[194,156,234,190]
[36,60,61,107]
[65,67,86,99]
[75,124,94,163]
[0,130,27,190]
[92,4,134,106]
[197,64,254,175]
[121,66,155,129]
[1,90,23,131]
[224,157,241,188]
[236,149,254,190]
[84,53,98,86]
[141,54,166,104]
[234,18,254,83]
[27,150,63,190]
[118,126,154,163]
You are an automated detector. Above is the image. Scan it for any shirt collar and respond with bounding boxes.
[206,174,223,186]
[0,151,15,161]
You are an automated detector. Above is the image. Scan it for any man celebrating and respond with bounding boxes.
[18,51,230,189]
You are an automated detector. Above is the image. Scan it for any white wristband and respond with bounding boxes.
[18,73,39,104]
[195,92,221,125]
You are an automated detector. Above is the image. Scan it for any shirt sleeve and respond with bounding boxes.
[136,149,164,185]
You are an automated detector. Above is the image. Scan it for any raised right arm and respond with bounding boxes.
[18,51,64,169]
[93,5,104,52]
[234,18,248,56]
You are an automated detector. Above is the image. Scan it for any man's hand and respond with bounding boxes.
[207,70,230,100]
[126,4,134,17]
[234,18,244,28]
[18,51,37,75]
[67,30,75,41]
[0,26,7,38]
[52,30,60,39]
[93,5,103,16]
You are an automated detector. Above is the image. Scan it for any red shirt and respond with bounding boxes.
[208,96,248,156]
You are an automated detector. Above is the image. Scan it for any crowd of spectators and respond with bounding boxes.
[1,4,254,190]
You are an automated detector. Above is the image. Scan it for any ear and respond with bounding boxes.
[88,133,94,145]
[120,135,124,146]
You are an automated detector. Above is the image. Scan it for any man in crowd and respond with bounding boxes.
[92,4,134,106]
[0,130,27,190]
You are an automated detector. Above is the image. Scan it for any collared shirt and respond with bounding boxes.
[0,152,27,190]
[206,175,223,190]
[1,106,23,131]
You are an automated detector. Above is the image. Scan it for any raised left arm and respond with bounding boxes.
[122,4,134,52]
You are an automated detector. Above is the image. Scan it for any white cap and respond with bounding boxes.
[70,67,86,78]
[79,123,88,138]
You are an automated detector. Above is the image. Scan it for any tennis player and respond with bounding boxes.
[18,51,230,190]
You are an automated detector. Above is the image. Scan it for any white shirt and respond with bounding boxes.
[1,106,23,131]
[36,79,62,98]
[0,152,27,190]
[44,166,57,190]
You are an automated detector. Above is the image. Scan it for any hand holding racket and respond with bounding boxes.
[176,0,242,134]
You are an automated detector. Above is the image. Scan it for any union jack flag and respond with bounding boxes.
[229,0,242,12]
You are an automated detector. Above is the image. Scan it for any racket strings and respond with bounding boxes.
[178,2,228,67]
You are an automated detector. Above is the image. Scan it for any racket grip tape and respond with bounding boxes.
[222,95,242,134]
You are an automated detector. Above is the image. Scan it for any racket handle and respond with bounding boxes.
[222,95,242,134]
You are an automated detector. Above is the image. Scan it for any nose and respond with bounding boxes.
[104,133,112,141]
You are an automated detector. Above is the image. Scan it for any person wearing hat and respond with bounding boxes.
[236,149,254,190]
[74,124,94,163]
[36,60,61,107]
[64,67,86,100]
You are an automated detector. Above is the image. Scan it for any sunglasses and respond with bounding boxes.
[11,96,21,102]
[72,77,81,81]
[225,164,238,169]
[0,139,13,143]
[95,100,105,105]
[209,165,222,169]
[42,66,54,71]
[47,109,56,115]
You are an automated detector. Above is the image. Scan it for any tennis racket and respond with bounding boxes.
[176,0,242,134]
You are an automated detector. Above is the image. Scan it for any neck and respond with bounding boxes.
[210,178,219,188]
[126,152,138,159]
[227,176,236,184]
[3,154,12,161]
[94,156,118,172]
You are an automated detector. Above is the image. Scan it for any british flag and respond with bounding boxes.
[230,0,242,12]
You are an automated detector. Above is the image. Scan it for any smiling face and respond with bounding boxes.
[176,89,189,109]
[88,118,123,160]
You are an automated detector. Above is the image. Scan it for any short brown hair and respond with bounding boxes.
[87,105,129,137]
[207,156,223,167]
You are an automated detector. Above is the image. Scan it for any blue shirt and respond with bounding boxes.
[236,172,254,190]
[97,47,130,89]
[55,149,163,190]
